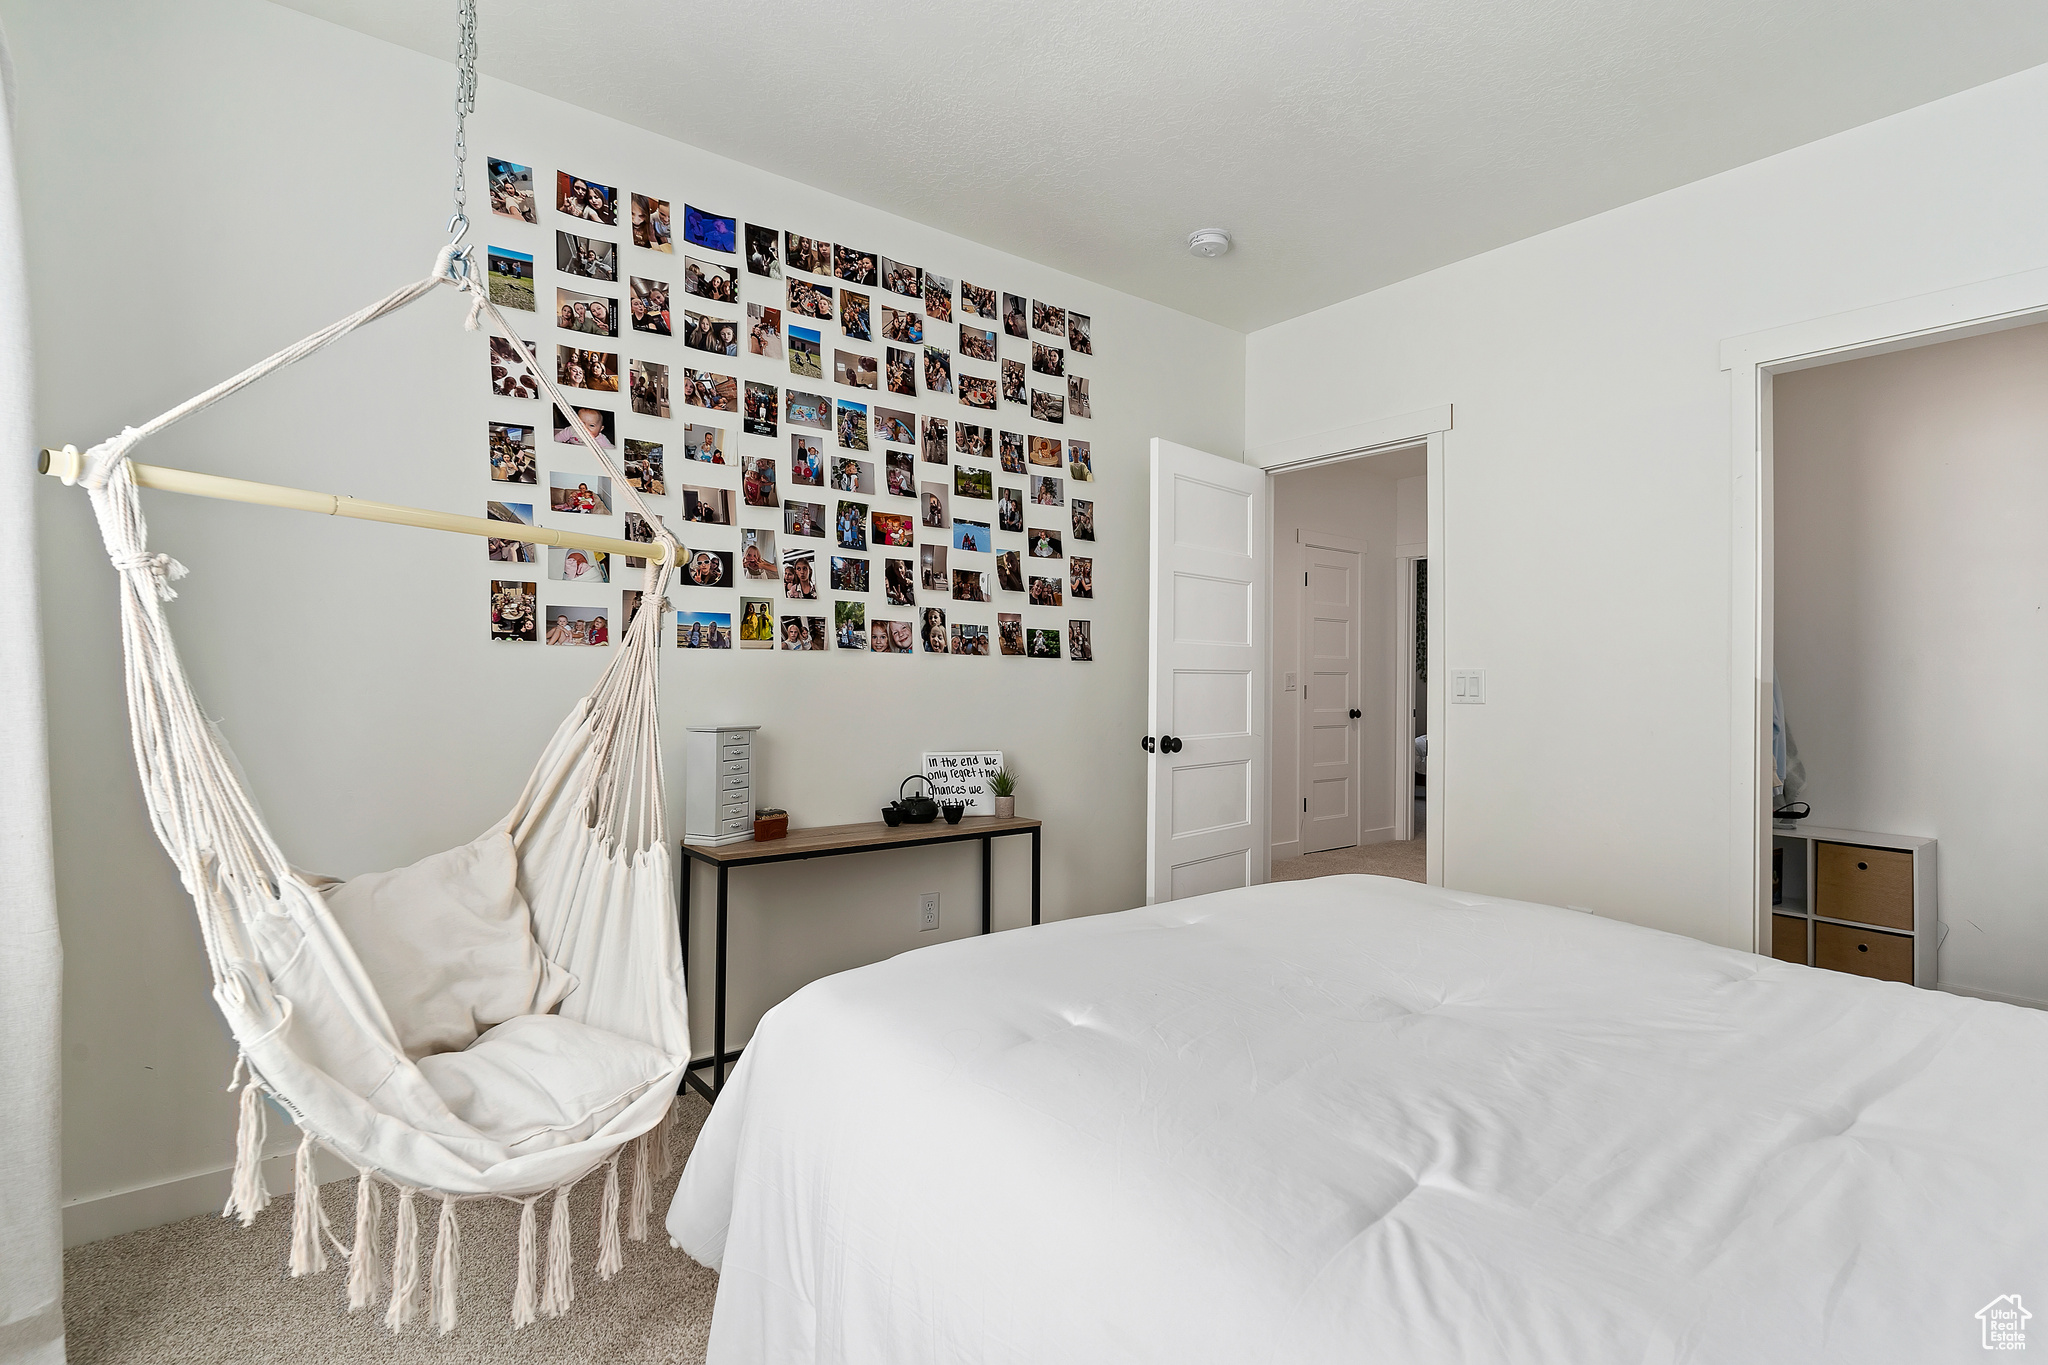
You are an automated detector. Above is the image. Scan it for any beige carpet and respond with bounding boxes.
[1271,838,1425,883]
[63,1094,719,1365]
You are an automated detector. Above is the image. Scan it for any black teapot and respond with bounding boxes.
[892,774,940,825]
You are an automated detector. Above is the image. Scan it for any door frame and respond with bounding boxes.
[1249,405,1450,887]
[1722,266,2048,956]
[1393,552,1422,843]
[1295,528,1364,855]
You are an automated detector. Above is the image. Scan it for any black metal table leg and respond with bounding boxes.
[1031,827,1040,925]
[981,835,992,934]
[714,863,729,1094]
[679,854,692,976]
[678,854,693,1096]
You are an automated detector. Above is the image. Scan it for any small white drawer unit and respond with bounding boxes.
[685,725,760,846]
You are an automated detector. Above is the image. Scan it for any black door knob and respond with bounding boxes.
[1169,736,1184,753]
[1349,708,1362,719]
[1141,735,1155,753]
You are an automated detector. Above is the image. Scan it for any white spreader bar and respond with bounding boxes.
[38,445,673,566]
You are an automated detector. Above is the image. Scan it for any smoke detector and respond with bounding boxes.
[1186,228,1232,259]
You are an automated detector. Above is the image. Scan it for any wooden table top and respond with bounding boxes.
[682,814,1042,863]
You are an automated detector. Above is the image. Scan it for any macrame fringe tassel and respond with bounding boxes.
[629,1132,654,1241]
[511,1196,539,1330]
[651,1096,678,1179]
[346,1173,383,1312]
[288,1132,330,1276]
[431,1195,461,1335]
[596,1154,624,1281]
[223,1078,270,1227]
[383,1186,420,1334]
[540,1185,575,1319]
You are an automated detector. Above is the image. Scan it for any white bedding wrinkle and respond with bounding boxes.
[669,874,2048,1364]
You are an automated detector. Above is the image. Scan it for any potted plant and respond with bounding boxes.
[988,768,1016,819]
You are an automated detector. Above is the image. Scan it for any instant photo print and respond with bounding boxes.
[682,368,737,413]
[789,324,824,378]
[557,231,616,282]
[784,499,826,538]
[741,527,779,579]
[489,335,541,398]
[683,205,736,253]
[556,287,618,337]
[676,612,731,649]
[744,600,783,649]
[486,246,535,310]
[742,456,778,507]
[739,597,775,648]
[491,580,538,640]
[744,381,778,436]
[487,158,535,223]
[745,223,781,278]
[631,194,673,252]
[556,171,617,225]
[486,502,537,564]
[683,255,738,302]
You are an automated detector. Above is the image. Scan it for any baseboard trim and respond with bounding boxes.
[1939,981,2048,1013]
[1270,839,1304,862]
[63,1143,354,1248]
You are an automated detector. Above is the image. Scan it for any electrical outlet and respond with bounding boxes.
[918,892,940,932]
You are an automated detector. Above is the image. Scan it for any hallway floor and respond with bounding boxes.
[1271,839,1425,883]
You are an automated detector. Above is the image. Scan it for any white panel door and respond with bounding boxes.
[1301,536,1362,854]
[1147,438,1268,903]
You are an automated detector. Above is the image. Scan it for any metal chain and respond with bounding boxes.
[443,0,479,277]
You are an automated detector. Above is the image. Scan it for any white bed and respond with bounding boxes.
[669,875,2047,1363]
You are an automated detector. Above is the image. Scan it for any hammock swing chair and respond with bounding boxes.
[51,14,692,1333]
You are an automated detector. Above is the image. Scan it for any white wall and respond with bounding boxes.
[12,0,1243,1236]
[1395,475,1426,557]
[1245,62,2048,947]
[1774,321,2048,1007]
[1269,460,1398,857]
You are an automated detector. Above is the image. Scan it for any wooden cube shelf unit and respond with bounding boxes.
[1770,825,1936,987]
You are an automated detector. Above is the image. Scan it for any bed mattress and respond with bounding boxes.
[669,874,2047,1364]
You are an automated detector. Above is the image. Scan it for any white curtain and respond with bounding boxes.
[0,28,67,1365]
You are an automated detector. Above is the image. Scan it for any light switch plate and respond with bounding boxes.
[1284,672,1298,692]
[1451,669,1485,703]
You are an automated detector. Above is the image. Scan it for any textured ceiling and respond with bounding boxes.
[273,0,2048,331]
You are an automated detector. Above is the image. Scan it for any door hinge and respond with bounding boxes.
[1304,572,1309,586]
[1303,797,1308,812]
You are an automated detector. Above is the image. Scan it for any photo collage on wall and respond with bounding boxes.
[482,154,1095,658]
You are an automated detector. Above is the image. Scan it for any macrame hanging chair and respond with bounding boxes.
[62,246,691,1334]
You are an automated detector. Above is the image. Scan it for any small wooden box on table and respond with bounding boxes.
[679,815,1043,1099]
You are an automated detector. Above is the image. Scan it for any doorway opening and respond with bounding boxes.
[1726,267,2048,967]
[1268,445,1427,884]
[1766,319,2048,1005]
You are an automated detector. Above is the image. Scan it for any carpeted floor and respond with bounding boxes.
[1270,838,1425,883]
[62,1093,719,1365]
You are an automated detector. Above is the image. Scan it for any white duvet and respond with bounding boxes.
[669,875,2048,1364]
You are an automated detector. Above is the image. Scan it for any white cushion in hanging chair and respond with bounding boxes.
[318,826,577,1061]
[417,1014,676,1155]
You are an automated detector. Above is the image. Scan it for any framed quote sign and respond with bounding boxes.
[922,750,1004,815]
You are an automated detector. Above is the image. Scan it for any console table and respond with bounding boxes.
[679,815,1042,1098]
